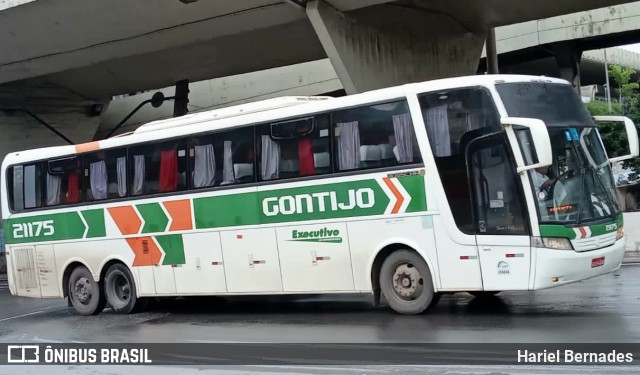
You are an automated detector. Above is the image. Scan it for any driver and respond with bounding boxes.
[531,165,564,200]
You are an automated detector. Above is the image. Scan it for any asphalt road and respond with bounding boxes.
[1,265,640,374]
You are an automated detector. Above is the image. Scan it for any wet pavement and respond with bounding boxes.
[2,265,640,344]
[1,265,640,373]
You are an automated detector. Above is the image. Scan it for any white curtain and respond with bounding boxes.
[90,161,108,200]
[425,105,451,157]
[261,135,280,180]
[132,155,145,195]
[222,141,234,184]
[337,121,361,170]
[392,113,414,163]
[116,157,127,197]
[23,165,37,209]
[46,173,61,206]
[194,144,216,188]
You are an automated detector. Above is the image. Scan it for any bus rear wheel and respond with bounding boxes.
[68,266,106,316]
[380,250,438,315]
[104,263,141,314]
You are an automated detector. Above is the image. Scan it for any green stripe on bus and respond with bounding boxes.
[588,214,623,236]
[539,213,622,239]
[5,212,85,244]
[539,224,575,239]
[258,179,388,224]
[81,209,106,238]
[137,203,168,233]
[156,234,186,265]
[3,176,428,244]
[194,192,260,229]
[399,175,428,213]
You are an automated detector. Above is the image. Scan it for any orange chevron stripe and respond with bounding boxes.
[75,141,100,153]
[127,237,162,266]
[383,177,404,214]
[108,206,142,235]
[578,227,587,239]
[163,199,193,231]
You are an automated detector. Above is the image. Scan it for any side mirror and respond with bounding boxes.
[593,116,639,163]
[501,117,552,173]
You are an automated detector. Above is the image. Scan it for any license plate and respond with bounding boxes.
[591,257,605,268]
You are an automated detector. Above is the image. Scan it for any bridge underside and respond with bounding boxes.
[0,0,637,159]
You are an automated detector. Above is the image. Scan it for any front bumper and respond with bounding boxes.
[533,238,625,289]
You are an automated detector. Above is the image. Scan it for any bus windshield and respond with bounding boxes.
[496,82,620,224]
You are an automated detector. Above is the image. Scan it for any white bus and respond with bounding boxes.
[2,75,637,316]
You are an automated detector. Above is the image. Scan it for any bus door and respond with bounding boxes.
[466,133,532,290]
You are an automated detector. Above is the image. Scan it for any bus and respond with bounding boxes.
[2,75,637,316]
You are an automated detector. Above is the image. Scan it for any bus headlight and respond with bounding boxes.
[616,225,624,240]
[531,236,574,250]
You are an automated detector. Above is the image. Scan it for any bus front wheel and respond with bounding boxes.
[104,263,141,314]
[380,250,438,315]
[68,266,107,316]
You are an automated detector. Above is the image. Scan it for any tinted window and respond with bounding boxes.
[257,115,331,181]
[332,100,421,171]
[8,163,43,211]
[496,82,594,128]
[418,87,501,234]
[84,149,128,201]
[469,136,529,235]
[189,126,255,187]
[129,140,188,196]
[46,157,81,206]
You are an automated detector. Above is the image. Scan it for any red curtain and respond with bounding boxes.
[298,137,315,176]
[159,150,178,192]
[67,171,80,203]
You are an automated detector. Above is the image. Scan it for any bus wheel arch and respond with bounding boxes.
[371,244,439,314]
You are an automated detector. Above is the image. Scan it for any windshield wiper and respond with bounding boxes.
[588,165,617,220]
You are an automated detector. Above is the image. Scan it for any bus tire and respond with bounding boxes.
[104,263,139,314]
[68,266,106,316]
[380,250,437,315]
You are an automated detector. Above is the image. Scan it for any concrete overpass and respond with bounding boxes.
[0,0,638,155]
[480,2,640,86]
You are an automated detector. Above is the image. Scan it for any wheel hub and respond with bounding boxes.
[392,263,423,300]
[74,277,92,304]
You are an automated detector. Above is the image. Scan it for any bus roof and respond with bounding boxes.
[134,96,332,135]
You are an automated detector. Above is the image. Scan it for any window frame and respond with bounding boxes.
[4,96,427,214]
[331,99,423,174]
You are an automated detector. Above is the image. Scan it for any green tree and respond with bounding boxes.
[609,65,639,101]
[588,65,640,183]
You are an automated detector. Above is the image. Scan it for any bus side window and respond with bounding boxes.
[46,157,81,206]
[8,164,43,212]
[256,115,331,181]
[331,100,421,172]
[129,140,188,196]
[83,149,128,201]
[190,126,255,188]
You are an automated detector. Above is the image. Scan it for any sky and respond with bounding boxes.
[618,43,640,53]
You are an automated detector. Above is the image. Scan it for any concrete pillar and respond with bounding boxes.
[485,28,499,74]
[306,0,486,94]
[553,43,582,90]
